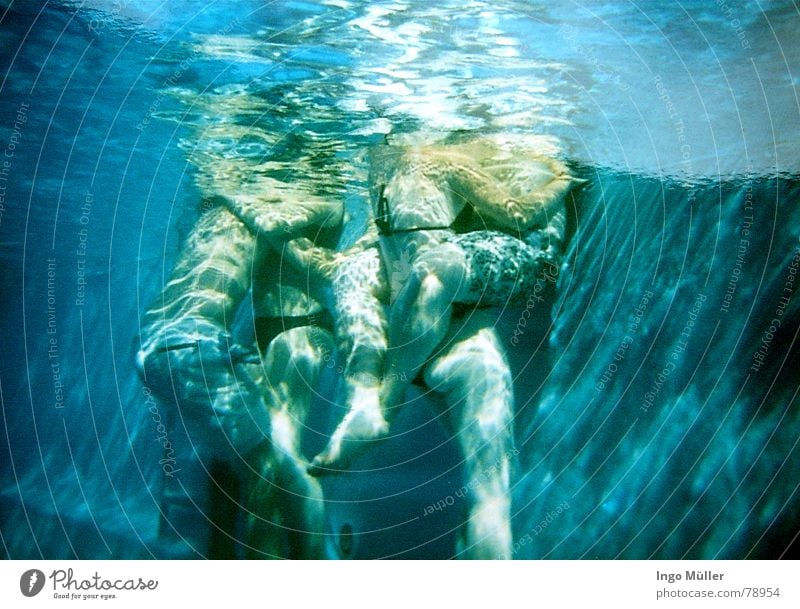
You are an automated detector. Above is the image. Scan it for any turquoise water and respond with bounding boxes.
[0,0,798,558]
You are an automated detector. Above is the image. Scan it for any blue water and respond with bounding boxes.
[1,0,798,559]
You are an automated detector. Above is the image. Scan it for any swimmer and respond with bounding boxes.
[311,134,570,469]
[310,133,573,558]
[136,168,343,558]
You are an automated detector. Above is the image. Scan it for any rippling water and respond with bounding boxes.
[1,0,798,559]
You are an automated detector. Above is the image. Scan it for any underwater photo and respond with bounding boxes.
[1,0,799,571]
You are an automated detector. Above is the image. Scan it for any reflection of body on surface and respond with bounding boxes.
[136,167,343,558]
[311,133,573,559]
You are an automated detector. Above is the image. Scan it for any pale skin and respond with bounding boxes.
[309,240,527,558]
[425,312,516,559]
[310,137,571,471]
[136,183,343,559]
[243,324,332,559]
[137,132,572,558]
[308,135,572,558]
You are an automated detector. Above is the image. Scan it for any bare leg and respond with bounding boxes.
[424,318,515,560]
[246,326,332,559]
[136,206,270,459]
[309,140,569,474]
[137,201,345,552]
[382,216,566,407]
[310,230,551,474]
[380,241,469,407]
[308,247,390,474]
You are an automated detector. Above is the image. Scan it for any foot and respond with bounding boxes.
[308,385,389,476]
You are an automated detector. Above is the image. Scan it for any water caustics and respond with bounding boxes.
[1,0,798,560]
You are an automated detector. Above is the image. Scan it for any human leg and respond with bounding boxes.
[136,205,270,460]
[308,237,472,474]
[378,239,471,407]
[371,222,564,416]
[307,246,391,474]
[245,325,333,558]
[424,318,516,559]
[309,224,561,474]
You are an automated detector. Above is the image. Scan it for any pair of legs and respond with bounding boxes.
[313,136,570,475]
[311,218,565,558]
[313,222,564,465]
[137,205,331,558]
